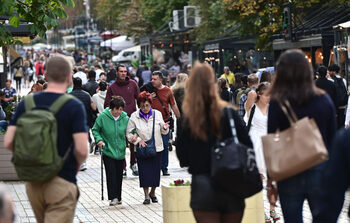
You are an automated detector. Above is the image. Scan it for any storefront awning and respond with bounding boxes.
[333,21,350,29]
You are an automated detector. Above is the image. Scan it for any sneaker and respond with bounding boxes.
[94,150,100,155]
[117,199,122,205]
[80,163,87,171]
[110,198,118,206]
[143,199,150,205]
[123,170,127,177]
[270,210,280,221]
[130,164,139,176]
[265,214,272,223]
[162,170,170,176]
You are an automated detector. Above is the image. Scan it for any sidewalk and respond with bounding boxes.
[2,147,350,223]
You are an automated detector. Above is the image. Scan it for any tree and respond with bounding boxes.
[0,0,75,46]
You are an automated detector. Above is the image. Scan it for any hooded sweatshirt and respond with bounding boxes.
[92,108,129,160]
[92,90,106,114]
[104,77,140,116]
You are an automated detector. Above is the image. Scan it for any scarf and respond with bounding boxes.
[139,108,152,122]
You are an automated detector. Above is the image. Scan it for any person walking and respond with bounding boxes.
[92,96,129,206]
[315,66,337,107]
[126,91,169,205]
[176,62,252,223]
[244,82,280,223]
[2,79,16,108]
[4,55,89,223]
[70,77,97,170]
[221,66,235,87]
[104,64,140,176]
[150,71,180,176]
[218,77,233,103]
[83,70,99,97]
[92,81,108,115]
[266,49,336,223]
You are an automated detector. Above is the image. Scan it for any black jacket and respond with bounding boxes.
[83,80,99,97]
[70,88,94,127]
[315,77,337,106]
[176,107,252,174]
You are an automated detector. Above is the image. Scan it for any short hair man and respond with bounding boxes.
[1,80,16,108]
[83,70,98,97]
[104,64,140,176]
[239,73,258,119]
[4,55,88,223]
[150,71,180,176]
[315,66,337,106]
[221,66,235,86]
[0,184,15,223]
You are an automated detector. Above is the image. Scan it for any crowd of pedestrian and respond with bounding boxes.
[1,47,350,223]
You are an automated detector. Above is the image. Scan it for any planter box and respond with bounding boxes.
[0,135,19,181]
[162,185,196,223]
[242,192,264,223]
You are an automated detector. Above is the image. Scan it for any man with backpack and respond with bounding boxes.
[328,64,348,129]
[237,74,259,119]
[4,55,89,223]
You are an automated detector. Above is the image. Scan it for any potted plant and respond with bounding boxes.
[162,179,195,223]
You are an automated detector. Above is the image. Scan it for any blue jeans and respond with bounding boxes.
[161,132,169,172]
[278,168,324,223]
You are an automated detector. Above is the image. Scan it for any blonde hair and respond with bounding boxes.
[171,73,188,91]
[182,62,227,141]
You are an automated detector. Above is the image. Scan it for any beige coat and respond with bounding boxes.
[127,109,169,152]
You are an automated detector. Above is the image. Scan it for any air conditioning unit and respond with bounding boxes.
[172,10,184,31]
[184,6,200,28]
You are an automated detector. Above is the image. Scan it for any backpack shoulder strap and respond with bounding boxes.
[24,94,36,111]
[50,94,75,114]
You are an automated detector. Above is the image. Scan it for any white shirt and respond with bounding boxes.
[73,71,88,85]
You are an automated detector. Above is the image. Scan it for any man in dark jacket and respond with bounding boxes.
[83,70,99,97]
[70,77,97,170]
[315,66,337,106]
[104,64,140,176]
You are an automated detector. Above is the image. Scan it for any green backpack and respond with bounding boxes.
[12,94,74,182]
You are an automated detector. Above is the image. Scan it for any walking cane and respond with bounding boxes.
[99,144,104,200]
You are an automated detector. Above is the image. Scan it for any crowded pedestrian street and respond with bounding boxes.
[2,146,349,223]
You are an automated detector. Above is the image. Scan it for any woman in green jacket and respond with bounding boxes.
[92,96,130,206]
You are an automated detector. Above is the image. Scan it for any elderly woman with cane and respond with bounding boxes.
[92,96,130,206]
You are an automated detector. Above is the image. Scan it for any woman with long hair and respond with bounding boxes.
[217,77,232,103]
[176,62,252,223]
[267,49,336,222]
[244,82,280,222]
[171,73,188,116]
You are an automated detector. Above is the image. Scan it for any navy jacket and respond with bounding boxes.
[314,129,350,222]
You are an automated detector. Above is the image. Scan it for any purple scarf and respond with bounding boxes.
[139,108,153,121]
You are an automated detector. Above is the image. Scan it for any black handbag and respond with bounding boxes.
[136,112,157,159]
[211,107,262,198]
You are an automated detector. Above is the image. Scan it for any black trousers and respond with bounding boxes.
[336,108,345,129]
[103,155,124,201]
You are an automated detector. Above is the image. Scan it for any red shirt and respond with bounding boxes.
[152,86,176,121]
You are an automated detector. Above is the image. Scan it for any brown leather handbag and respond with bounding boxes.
[261,101,328,181]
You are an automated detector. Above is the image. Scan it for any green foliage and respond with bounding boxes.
[0,0,75,46]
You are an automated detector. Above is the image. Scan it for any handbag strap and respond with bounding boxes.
[155,92,170,120]
[151,112,155,139]
[247,105,256,132]
[279,100,298,125]
[225,107,239,144]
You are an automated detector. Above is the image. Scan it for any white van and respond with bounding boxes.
[112,45,140,63]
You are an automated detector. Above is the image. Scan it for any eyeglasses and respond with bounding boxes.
[140,104,151,108]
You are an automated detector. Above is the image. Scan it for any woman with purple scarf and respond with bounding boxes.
[127,91,169,205]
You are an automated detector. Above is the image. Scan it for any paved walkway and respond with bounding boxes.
[2,149,349,223]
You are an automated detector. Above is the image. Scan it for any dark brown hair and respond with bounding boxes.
[182,61,227,141]
[269,49,323,106]
[110,96,125,109]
